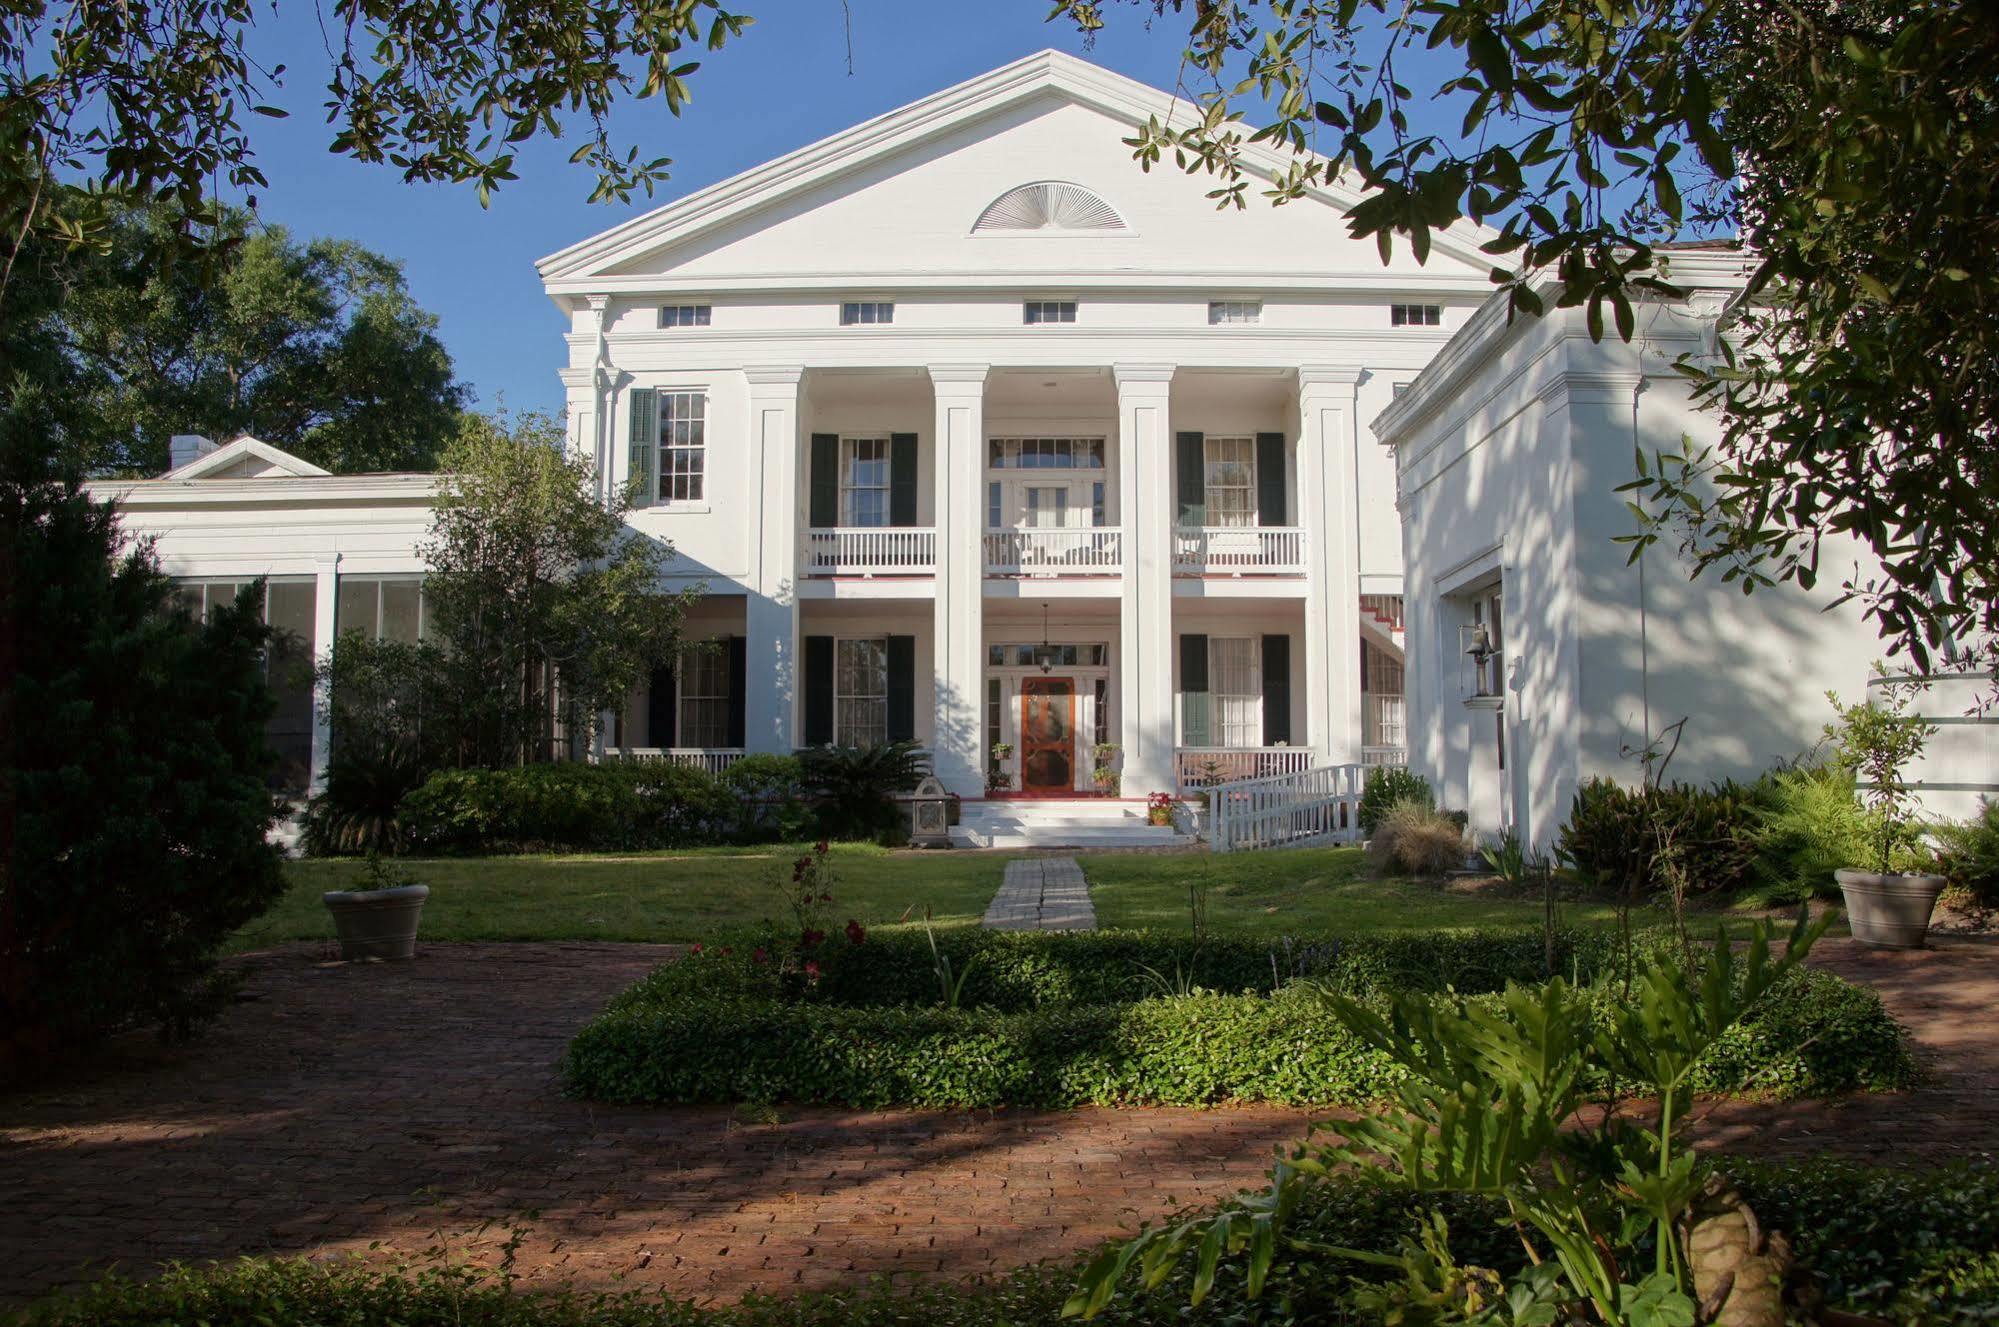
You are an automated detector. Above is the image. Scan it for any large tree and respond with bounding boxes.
[55,197,466,475]
[0,0,752,312]
[1055,0,1997,673]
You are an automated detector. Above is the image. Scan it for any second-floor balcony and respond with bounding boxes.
[1173,526,1308,576]
[802,526,937,576]
[984,527,1123,577]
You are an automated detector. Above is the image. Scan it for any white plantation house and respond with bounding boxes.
[88,51,1991,850]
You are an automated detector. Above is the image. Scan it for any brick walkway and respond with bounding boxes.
[1,934,1992,1308]
[982,858,1095,931]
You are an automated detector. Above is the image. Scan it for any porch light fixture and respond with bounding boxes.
[1460,623,1499,700]
[1037,603,1055,674]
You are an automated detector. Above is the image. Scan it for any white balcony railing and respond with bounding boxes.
[984,527,1123,576]
[602,747,746,775]
[1174,746,1315,792]
[1173,526,1307,575]
[1361,746,1408,767]
[802,526,936,576]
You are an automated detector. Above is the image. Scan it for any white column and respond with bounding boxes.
[1298,366,1365,766]
[308,554,340,793]
[745,366,805,753]
[1115,364,1177,796]
[929,364,989,798]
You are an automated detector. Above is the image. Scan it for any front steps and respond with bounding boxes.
[951,798,1193,850]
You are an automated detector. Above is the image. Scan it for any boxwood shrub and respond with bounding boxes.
[398,762,741,853]
[562,928,1915,1109]
[20,1161,1992,1327]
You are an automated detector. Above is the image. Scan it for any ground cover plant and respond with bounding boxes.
[562,922,1914,1111]
[236,845,1006,952]
[14,1159,1993,1327]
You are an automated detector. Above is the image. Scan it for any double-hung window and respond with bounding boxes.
[678,644,732,748]
[835,638,889,747]
[630,389,707,505]
[1210,637,1263,749]
[840,437,891,527]
[1203,436,1256,527]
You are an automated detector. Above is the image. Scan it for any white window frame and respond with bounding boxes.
[840,301,894,326]
[658,304,712,328]
[839,436,891,527]
[677,643,732,748]
[655,391,706,504]
[1023,300,1077,325]
[1208,300,1262,325]
[1210,636,1264,750]
[835,637,889,748]
[1390,303,1441,327]
[987,437,1104,469]
[1203,435,1257,528]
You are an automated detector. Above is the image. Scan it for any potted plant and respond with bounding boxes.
[1092,742,1121,796]
[1827,681,1945,948]
[988,742,1013,794]
[1146,792,1176,827]
[322,851,430,960]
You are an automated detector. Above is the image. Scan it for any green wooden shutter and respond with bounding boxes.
[885,635,916,742]
[803,636,835,746]
[1180,632,1211,747]
[1261,634,1291,745]
[889,433,918,527]
[1176,431,1206,528]
[628,389,657,507]
[1256,432,1286,526]
[647,659,676,747]
[726,636,747,748]
[809,434,839,528]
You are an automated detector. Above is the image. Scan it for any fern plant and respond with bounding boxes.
[1066,912,1832,1327]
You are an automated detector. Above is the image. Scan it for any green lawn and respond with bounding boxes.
[1080,846,1648,934]
[234,845,1010,952]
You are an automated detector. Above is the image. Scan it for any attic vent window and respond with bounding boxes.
[974,182,1126,234]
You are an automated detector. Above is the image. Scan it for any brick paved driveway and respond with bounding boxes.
[2,934,1993,1308]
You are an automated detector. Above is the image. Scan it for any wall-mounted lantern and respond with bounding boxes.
[1460,622,1503,706]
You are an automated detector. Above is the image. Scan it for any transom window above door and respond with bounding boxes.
[988,437,1104,469]
[841,437,891,527]
[1204,436,1257,527]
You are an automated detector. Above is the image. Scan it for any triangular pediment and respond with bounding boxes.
[166,436,331,480]
[538,51,1495,290]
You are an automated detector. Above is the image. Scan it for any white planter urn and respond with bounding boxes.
[1834,869,1946,949]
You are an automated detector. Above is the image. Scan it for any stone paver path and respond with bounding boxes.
[1,934,1993,1309]
[981,857,1095,931]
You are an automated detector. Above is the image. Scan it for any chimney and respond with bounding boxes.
[168,433,218,475]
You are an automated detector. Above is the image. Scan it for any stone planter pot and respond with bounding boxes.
[1835,869,1946,949]
[322,884,430,961]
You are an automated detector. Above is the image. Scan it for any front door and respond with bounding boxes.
[1019,677,1076,794]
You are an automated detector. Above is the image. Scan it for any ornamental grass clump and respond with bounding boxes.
[1364,800,1466,877]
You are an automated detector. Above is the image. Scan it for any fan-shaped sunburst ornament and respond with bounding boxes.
[973,182,1127,233]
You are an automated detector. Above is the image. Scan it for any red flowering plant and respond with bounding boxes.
[749,839,866,998]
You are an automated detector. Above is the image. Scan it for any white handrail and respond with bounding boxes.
[1173,526,1307,574]
[602,747,747,774]
[802,526,937,575]
[1173,747,1314,791]
[984,526,1123,575]
[1206,761,1366,853]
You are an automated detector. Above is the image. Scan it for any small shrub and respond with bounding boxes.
[1934,798,1999,908]
[1555,776,1761,899]
[1749,762,1921,902]
[1358,764,1432,834]
[1364,800,1465,877]
[719,753,808,841]
[799,740,928,842]
[300,747,432,855]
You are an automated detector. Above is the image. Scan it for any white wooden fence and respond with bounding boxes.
[1173,747,1314,791]
[601,747,746,774]
[1206,762,1366,853]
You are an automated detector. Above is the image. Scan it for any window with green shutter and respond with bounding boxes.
[628,388,657,506]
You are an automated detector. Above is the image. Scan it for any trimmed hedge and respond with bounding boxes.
[563,929,1915,1109]
[398,762,743,853]
[20,1161,1995,1327]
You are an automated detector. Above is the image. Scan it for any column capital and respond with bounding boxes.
[1113,363,1176,390]
[1297,364,1364,394]
[745,365,806,394]
[927,363,990,390]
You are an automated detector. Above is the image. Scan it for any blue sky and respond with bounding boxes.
[236,2,1219,418]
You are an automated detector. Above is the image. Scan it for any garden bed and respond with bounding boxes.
[561,928,1918,1109]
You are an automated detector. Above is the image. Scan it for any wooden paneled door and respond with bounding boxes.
[1019,677,1077,795]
